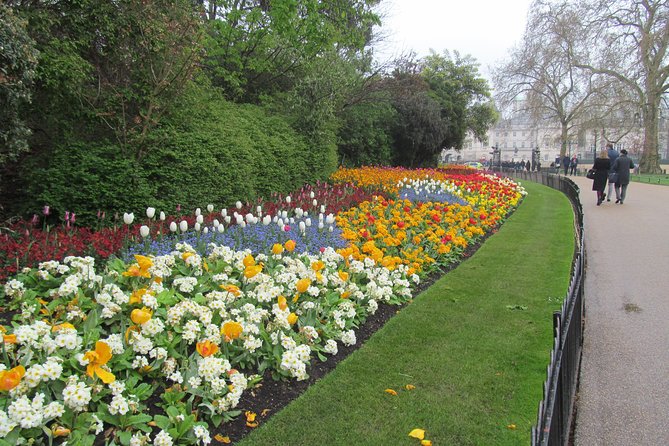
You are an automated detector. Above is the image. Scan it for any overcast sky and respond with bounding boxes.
[373,0,533,79]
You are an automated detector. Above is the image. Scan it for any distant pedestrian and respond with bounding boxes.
[569,155,578,175]
[606,143,619,202]
[611,149,635,204]
[563,155,570,175]
[525,160,531,171]
[590,149,611,206]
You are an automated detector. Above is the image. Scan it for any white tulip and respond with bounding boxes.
[310,191,315,199]
[195,208,201,216]
[159,211,166,221]
[224,216,231,225]
[207,204,214,213]
[320,205,326,214]
[318,222,324,230]
[245,213,254,224]
[319,213,324,221]
[262,215,272,226]
[235,215,244,225]
[329,225,334,232]
[203,227,209,234]
[170,222,177,232]
[281,211,288,219]
[140,225,150,238]
[253,217,259,224]
[273,215,278,223]
[256,205,262,215]
[179,220,188,232]
[295,208,303,218]
[123,212,134,225]
[146,207,156,219]
[289,218,295,224]
[194,223,201,232]
[305,218,312,227]
[286,196,291,204]
[299,222,306,233]
[213,219,220,227]
[277,218,284,228]
[312,199,317,207]
[217,224,225,233]
[235,201,242,209]
[196,215,204,224]
[221,209,227,217]
[240,221,246,228]
[326,214,335,225]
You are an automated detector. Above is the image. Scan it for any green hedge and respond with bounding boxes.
[19,94,335,225]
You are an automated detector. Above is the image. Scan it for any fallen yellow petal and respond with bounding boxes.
[405,384,416,390]
[507,424,517,430]
[420,440,432,446]
[214,434,231,443]
[261,408,271,417]
[384,388,398,396]
[409,428,425,440]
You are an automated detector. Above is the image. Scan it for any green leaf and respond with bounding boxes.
[153,414,171,431]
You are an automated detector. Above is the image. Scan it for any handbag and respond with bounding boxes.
[608,172,619,183]
[586,169,596,179]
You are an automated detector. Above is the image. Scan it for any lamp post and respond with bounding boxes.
[532,147,541,171]
[489,144,501,171]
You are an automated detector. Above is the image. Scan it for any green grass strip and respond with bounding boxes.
[630,173,669,186]
[237,181,574,446]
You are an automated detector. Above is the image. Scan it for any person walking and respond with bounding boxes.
[611,149,635,204]
[606,143,619,202]
[570,155,578,175]
[591,149,611,205]
[563,154,570,175]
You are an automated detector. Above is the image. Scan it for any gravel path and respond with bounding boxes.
[570,175,669,445]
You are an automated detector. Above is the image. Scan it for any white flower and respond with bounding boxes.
[207,204,214,213]
[235,201,242,209]
[324,339,338,355]
[123,213,134,225]
[179,220,188,232]
[160,211,166,221]
[169,222,177,232]
[193,424,211,445]
[108,394,130,415]
[146,207,156,219]
[341,329,356,346]
[62,378,92,412]
[154,430,174,446]
[140,225,150,238]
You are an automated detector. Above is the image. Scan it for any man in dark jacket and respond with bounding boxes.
[562,155,570,175]
[606,143,619,201]
[611,149,635,204]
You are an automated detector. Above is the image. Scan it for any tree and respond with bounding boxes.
[422,50,497,152]
[575,0,669,173]
[492,0,603,158]
[0,4,38,169]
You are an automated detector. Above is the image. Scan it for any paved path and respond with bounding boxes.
[570,175,669,445]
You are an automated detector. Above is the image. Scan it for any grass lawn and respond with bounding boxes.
[236,181,574,446]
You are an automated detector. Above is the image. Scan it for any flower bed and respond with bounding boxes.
[0,168,525,445]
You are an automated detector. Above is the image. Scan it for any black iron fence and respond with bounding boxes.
[501,169,585,446]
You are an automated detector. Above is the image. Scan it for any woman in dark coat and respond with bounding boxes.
[611,149,635,204]
[591,149,611,205]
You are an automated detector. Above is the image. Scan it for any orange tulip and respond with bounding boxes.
[220,284,241,296]
[0,365,25,391]
[196,340,219,357]
[310,260,325,272]
[2,334,17,344]
[222,321,243,341]
[284,240,296,252]
[83,341,115,384]
[130,307,152,325]
[52,426,71,437]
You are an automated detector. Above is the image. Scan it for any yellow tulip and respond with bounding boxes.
[122,254,153,278]
[83,341,115,384]
[222,321,243,341]
[296,278,311,294]
[338,271,349,282]
[2,334,17,344]
[277,295,288,311]
[243,254,256,267]
[220,284,241,296]
[130,307,152,325]
[52,426,71,437]
[271,243,284,255]
[287,313,298,325]
[244,265,262,279]
[311,260,325,272]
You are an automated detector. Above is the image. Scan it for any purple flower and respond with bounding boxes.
[43,205,50,216]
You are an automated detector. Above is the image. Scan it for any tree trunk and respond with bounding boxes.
[640,99,662,174]
[560,123,569,158]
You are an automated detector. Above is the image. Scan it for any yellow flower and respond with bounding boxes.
[52,426,71,437]
[271,243,284,255]
[2,334,17,344]
[296,278,311,294]
[244,265,262,279]
[196,340,219,357]
[182,252,195,262]
[220,284,241,296]
[214,434,231,444]
[311,260,325,272]
[277,295,288,311]
[130,307,152,325]
[0,365,25,391]
[408,429,425,440]
[222,321,243,341]
[245,411,259,428]
[338,271,349,282]
[284,240,296,252]
[287,313,298,325]
[243,254,256,267]
[129,288,147,305]
[83,341,115,384]
[122,255,153,278]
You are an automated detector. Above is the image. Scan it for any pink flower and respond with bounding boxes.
[70,213,76,223]
[43,205,50,216]
[31,214,39,225]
